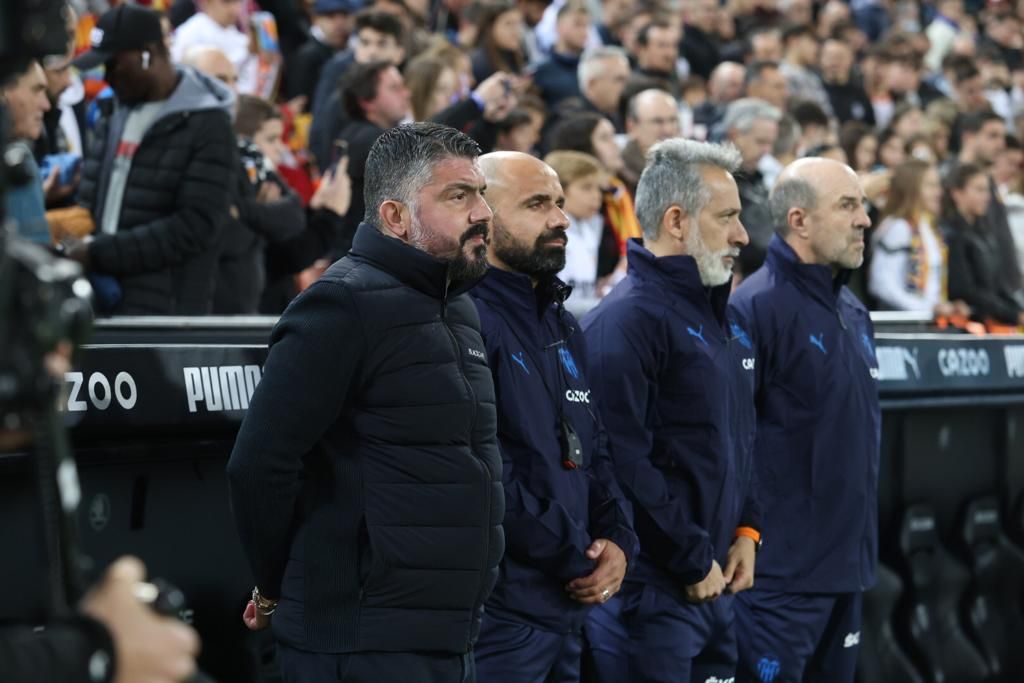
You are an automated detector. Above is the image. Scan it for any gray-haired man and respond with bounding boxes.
[723,97,783,279]
[582,139,761,682]
[227,122,504,683]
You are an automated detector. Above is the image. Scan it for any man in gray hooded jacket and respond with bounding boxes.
[57,3,236,315]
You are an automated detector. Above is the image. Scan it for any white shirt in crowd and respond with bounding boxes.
[868,216,946,312]
[560,213,604,303]
[171,12,257,94]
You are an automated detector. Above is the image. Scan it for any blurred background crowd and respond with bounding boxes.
[11,0,1024,328]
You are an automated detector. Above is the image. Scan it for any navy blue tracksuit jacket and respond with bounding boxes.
[472,268,639,633]
[581,240,760,599]
[729,235,881,594]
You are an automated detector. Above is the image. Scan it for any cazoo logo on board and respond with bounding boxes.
[62,371,138,412]
[937,347,991,378]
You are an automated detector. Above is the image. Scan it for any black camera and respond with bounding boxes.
[0,232,93,428]
[0,0,92,428]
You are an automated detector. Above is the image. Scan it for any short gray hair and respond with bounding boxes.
[773,114,802,157]
[635,139,742,241]
[769,175,818,236]
[577,46,629,87]
[722,97,782,134]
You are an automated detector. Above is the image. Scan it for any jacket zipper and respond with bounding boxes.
[441,270,493,647]
[837,299,875,589]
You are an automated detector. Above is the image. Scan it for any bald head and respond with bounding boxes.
[478,152,569,281]
[182,45,238,91]
[628,89,681,154]
[770,157,870,270]
[709,62,745,104]
[480,151,559,198]
[776,157,857,192]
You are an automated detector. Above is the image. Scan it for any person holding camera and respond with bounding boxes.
[0,288,200,682]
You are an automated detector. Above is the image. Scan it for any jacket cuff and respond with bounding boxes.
[601,525,640,568]
[72,615,118,683]
[670,539,714,586]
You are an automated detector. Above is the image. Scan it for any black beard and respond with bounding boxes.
[448,223,490,283]
[493,225,567,279]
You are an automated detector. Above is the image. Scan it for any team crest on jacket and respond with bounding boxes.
[559,347,580,379]
[757,656,781,682]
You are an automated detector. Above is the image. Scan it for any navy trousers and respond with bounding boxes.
[734,589,862,683]
[278,643,476,683]
[474,609,583,683]
[584,582,738,683]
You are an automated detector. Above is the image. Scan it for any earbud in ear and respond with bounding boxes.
[141,51,150,70]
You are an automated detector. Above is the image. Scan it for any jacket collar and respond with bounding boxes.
[550,51,581,67]
[765,233,852,307]
[625,239,731,324]
[349,222,485,299]
[473,265,571,313]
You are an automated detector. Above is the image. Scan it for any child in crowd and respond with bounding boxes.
[543,150,607,302]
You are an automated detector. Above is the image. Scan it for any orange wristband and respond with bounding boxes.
[735,526,761,544]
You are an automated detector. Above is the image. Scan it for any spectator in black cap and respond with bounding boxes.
[51,3,236,316]
[285,0,363,108]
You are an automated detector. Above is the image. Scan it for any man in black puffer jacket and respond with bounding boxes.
[60,4,235,315]
[227,122,505,683]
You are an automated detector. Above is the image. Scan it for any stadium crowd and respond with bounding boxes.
[8,0,1024,326]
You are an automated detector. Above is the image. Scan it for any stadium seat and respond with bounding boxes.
[895,504,990,683]
[959,497,1024,681]
[856,562,924,683]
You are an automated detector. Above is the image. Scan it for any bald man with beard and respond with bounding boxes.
[470,152,638,683]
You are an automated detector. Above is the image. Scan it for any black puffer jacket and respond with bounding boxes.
[227,223,505,654]
[79,67,235,315]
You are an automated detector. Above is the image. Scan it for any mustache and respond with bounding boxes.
[536,228,568,245]
[460,223,490,246]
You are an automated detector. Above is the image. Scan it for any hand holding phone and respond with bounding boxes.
[331,139,349,168]
[312,155,352,216]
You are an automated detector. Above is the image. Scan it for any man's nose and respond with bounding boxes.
[470,194,493,224]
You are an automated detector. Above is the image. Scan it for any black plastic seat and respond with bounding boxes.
[856,562,924,683]
[895,504,990,683]
[959,497,1024,681]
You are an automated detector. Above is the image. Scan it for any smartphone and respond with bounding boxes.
[40,153,82,187]
[328,139,349,176]
[332,139,349,165]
